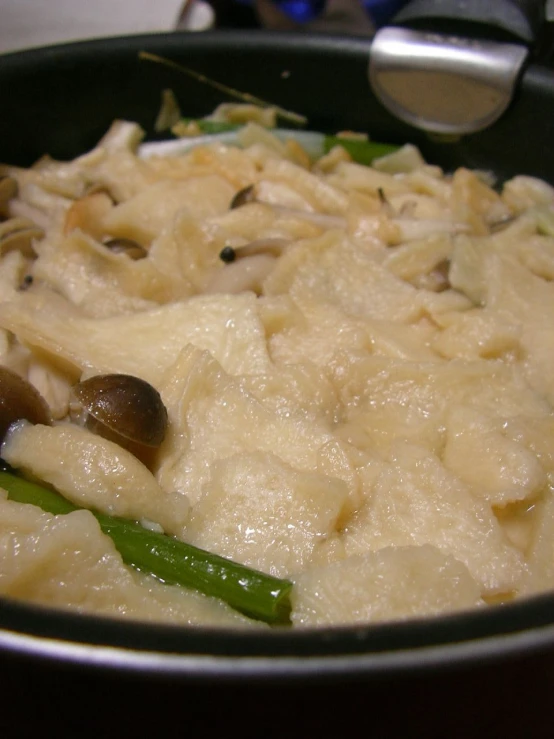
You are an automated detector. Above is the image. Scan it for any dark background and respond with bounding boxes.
[1,644,554,737]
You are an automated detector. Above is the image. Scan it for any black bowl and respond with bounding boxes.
[1,30,554,733]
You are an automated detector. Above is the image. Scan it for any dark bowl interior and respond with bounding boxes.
[1,30,554,709]
[2,29,554,180]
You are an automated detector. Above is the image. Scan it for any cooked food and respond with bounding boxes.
[0,112,554,629]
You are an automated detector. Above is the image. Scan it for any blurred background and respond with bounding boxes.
[0,1,552,67]
[0,0,412,54]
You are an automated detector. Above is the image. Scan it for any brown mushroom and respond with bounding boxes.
[103,238,147,260]
[490,215,517,233]
[0,366,51,444]
[230,184,257,210]
[413,259,451,292]
[211,238,291,295]
[219,238,290,263]
[0,176,18,216]
[19,274,34,291]
[0,217,44,257]
[73,374,168,465]
[206,253,278,296]
[228,184,348,230]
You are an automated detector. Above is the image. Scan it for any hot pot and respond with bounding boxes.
[0,10,554,732]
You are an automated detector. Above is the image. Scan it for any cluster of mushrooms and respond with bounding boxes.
[0,366,168,467]
[0,164,291,468]
[0,165,172,465]
[0,175,45,261]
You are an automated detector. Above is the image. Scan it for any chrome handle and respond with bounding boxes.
[369,26,529,135]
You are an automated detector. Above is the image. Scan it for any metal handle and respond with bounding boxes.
[369,27,529,135]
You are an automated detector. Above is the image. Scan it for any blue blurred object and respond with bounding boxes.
[271,0,326,23]
[364,0,408,27]
[230,0,408,26]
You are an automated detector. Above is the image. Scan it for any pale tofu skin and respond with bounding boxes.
[0,120,554,627]
[0,491,254,627]
[186,451,349,579]
[291,545,484,627]
[2,421,190,538]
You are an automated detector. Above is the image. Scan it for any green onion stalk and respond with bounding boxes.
[0,466,293,626]
[138,124,400,166]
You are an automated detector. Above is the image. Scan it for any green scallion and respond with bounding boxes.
[323,136,400,165]
[0,467,293,626]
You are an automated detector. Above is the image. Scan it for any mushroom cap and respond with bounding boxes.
[0,217,44,258]
[103,238,147,260]
[73,374,168,448]
[0,366,51,443]
[0,176,17,207]
[230,184,256,210]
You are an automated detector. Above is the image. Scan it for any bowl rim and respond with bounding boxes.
[2,590,554,679]
[1,29,554,680]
